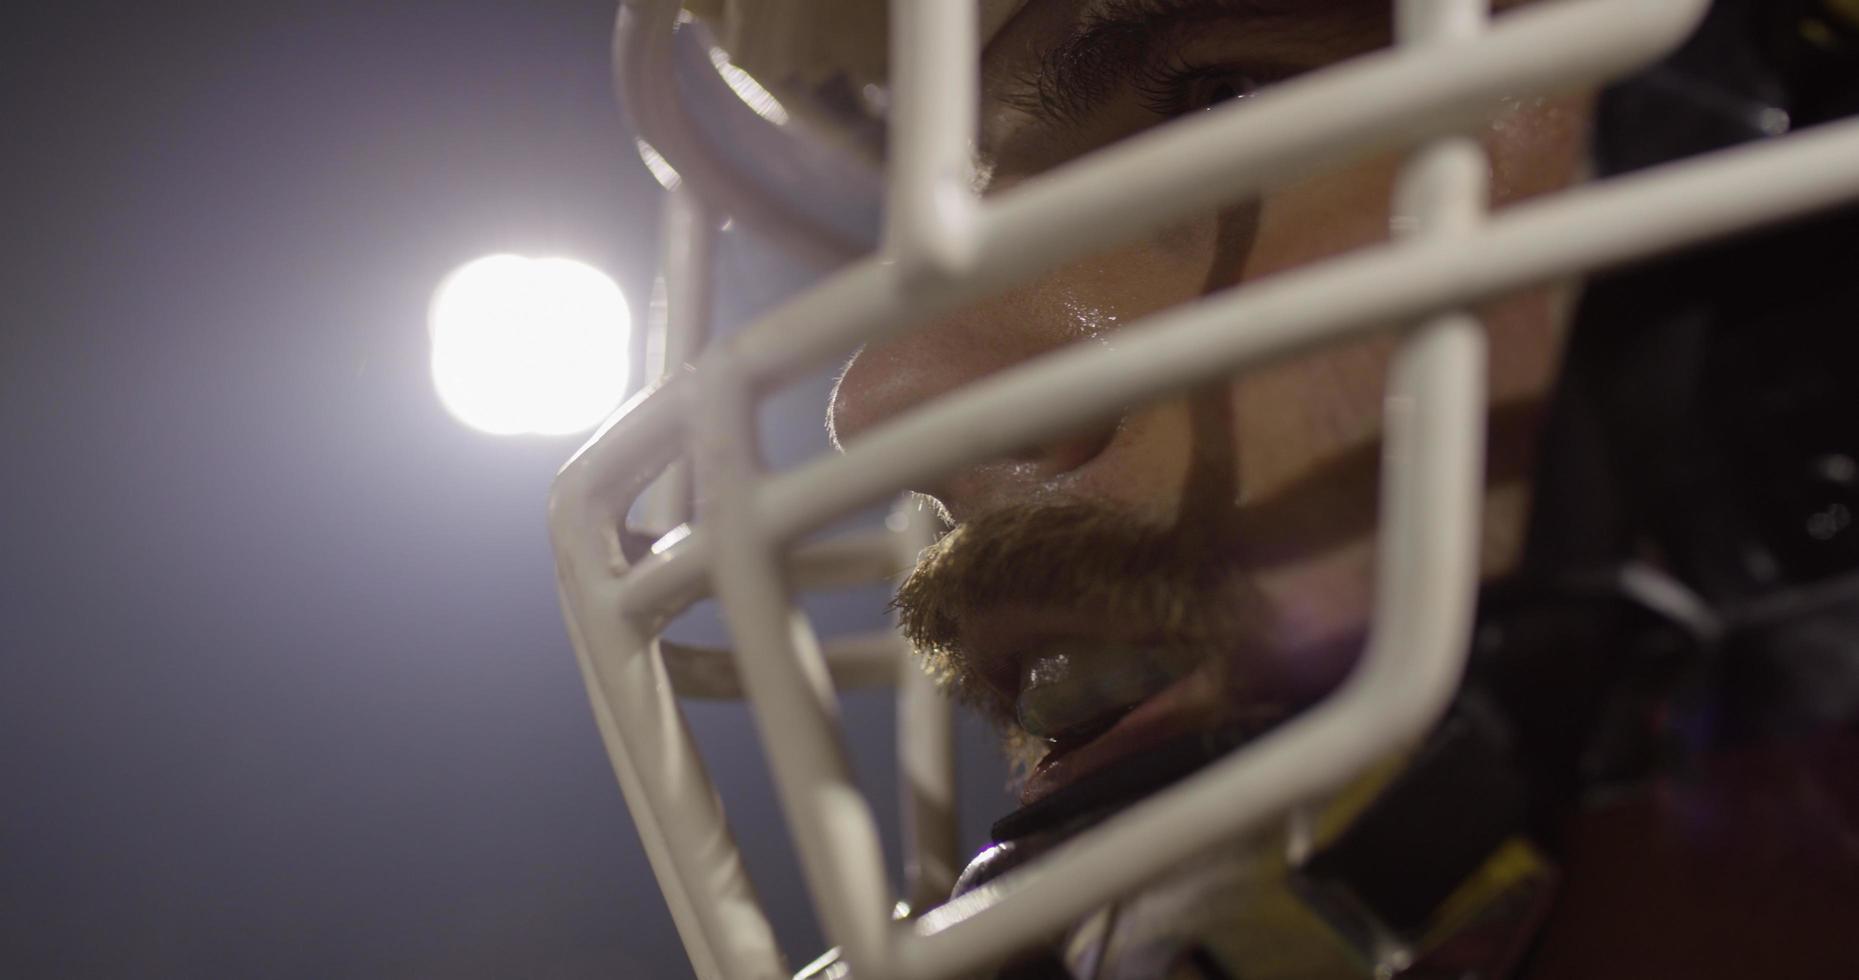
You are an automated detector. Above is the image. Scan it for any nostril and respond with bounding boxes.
[1008,420,1119,478]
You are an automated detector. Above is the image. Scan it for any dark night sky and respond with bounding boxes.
[1,2,1010,976]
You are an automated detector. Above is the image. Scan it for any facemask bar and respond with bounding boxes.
[614,0,882,266]
[551,0,1859,975]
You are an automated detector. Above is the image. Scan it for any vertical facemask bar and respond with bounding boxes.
[1362,3,1494,971]
[624,169,777,980]
[690,3,985,974]
[695,1,996,974]
[885,0,979,279]
[885,0,972,920]
[565,614,770,980]
[894,504,959,914]
[695,352,897,974]
[687,0,988,966]
[553,553,787,980]
[552,22,787,970]
[566,229,786,980]
[640,185,716,533]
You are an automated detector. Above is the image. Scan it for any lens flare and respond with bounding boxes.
[429,254,632,436]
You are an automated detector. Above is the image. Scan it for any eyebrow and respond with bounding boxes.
[1009,0,1378,124]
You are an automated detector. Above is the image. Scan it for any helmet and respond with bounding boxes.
[549,1,1859,977]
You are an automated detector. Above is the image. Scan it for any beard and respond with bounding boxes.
[890,497,1280,772]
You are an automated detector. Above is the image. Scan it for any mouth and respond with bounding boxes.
[979,623,1290,807]
[1020,656,1270,806]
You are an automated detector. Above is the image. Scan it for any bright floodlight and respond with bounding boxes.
[429,254,633,436]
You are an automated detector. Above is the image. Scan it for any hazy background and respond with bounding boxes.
[2,1,1011,975]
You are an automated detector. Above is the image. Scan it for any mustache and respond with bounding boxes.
[891,499,1271,728]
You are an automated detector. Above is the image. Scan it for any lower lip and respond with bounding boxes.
[1020,663,1224,805]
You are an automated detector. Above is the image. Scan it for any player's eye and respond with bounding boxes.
[1186,72,1259,111]
[1134,63,1271,118]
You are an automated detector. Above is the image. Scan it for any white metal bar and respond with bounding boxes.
[640,185,716,531]
[613,527,712,618]
[554,389,783,977]
[567,261,886,538]
[556,375,686,567]
[560,606,725,980]
[1398,0,1488,47]
[549,171,774,980]
[613,0,861,262]
[554,568,787,979]
[1342,0,1492,967]
[661,184,715,389]
[893,503,958,913]
[612,523,906,625]
[750,118,1859,548]
[898,631,959,912]
[788,527,912,590]
[693,356,896,976]
[663,631,904,700]
[885,0,979,279]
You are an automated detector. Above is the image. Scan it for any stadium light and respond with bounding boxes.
[429,254,633,436]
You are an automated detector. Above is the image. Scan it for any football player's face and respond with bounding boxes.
[830,0,1589,801]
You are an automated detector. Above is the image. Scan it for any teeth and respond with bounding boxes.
[1015,644,1197,742]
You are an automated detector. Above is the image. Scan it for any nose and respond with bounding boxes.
[828,261,1128,518]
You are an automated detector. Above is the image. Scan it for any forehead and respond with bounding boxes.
[977,0,1394,161]
[981,0,1389,97]
[986,0,1386,50]
[978,0,1538,140]
[983,0,1533,69]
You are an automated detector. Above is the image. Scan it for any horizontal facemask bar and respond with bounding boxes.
[551,0,1859,976]
[615,1,883,263]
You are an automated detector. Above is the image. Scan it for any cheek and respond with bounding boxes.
[1238,90,1592,279]
[1242,154,1406,280]
[1222,91,1589,506]
[1254,538,1379,661]
[1489,92,1593,207]
[1231,335,1394,510]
